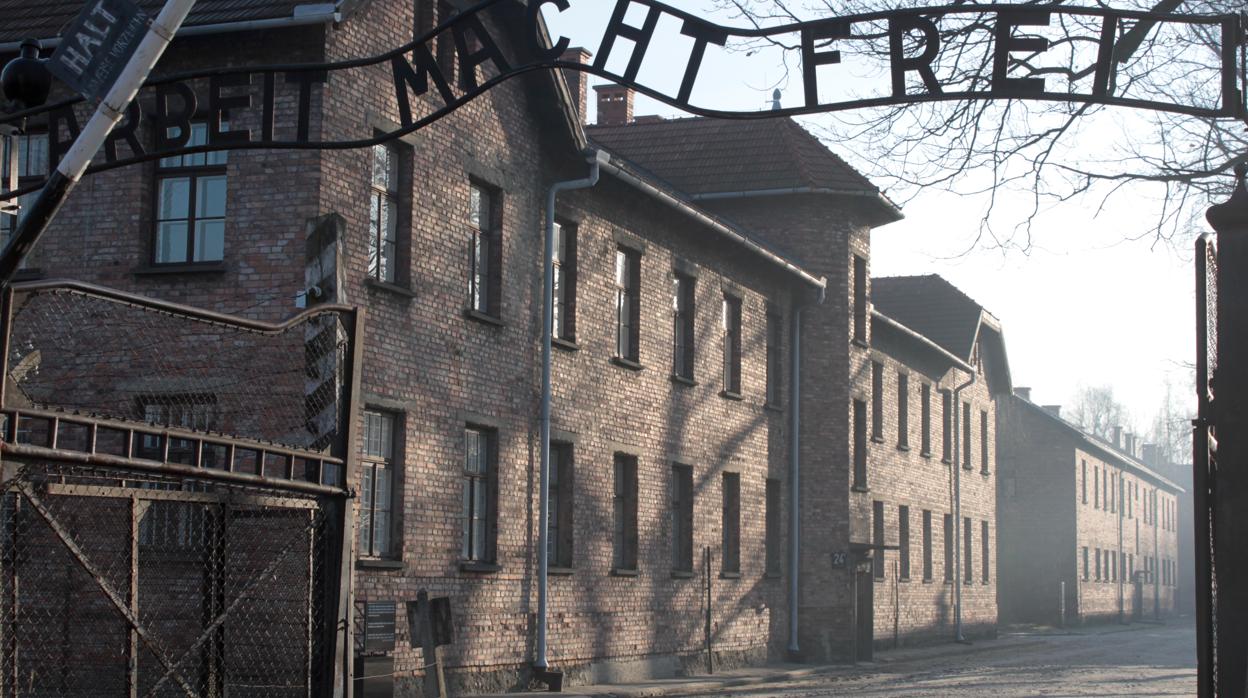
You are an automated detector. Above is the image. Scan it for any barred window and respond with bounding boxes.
[552,221,577,341]
[722,295,742,396]
[368,144,401,284]
[614,248,641,362]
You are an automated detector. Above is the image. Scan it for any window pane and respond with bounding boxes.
[196,175,227,218]
[156,222,188,264]
[372,144,392,189]
[158,177,191,220]
[465,430,482,474]
[470,185,488,229]
[194,220,225,262]
[359,466,374,552]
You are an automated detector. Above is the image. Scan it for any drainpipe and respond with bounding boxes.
[788,286,825,658]
[536,148,607,672]
[951,370,976,643]
[1118,475,1125,623]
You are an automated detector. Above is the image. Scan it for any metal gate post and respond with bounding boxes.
[1195,233,1216,698]
[1205,163,1248,697]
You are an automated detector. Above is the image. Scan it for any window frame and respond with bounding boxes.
[552,219,578,342]
[672,272,695,380]
[852,254,866,343]
[897,372,909,450]
[963,516,973,584]
[462,426,498,566]
[980,409,989,474]
[920,383,931,456]
[870,361,884,441]
[612,453,639,572]
[467,180,503,318]
[359,410,400,560]
[898,504,910,581]
[922,510,933,582]
[721,294,743,397]
[872,500,885,580]
[614,246,642,363]
[940,389,952,463]
[853,399,868,490]
[943,513,954,583]
[962,401,972,469]
[981,520,989,583]
[1,131,49,265]
[548,441,575,569]
[671,463,694,573]
[153,122,229,266]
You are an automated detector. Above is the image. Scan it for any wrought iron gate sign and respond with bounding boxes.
[1,0,1243,200]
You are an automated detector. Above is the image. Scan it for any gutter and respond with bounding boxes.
[0,7,342,53]
[600,161,827,291]
[690,187,904,223]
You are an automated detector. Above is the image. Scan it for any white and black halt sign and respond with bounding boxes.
[49,0,149,101]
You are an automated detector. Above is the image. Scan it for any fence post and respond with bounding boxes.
[1205,162,1248,696]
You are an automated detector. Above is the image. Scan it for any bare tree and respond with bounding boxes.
[1068,384,1132,439]
[1145,375,1195,465]
[712,0,1247,248]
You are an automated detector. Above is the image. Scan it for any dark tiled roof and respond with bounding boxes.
[0,0,313,44]
[586,116,880,197]
[870,274,993,361]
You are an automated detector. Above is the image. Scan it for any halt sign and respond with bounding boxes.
[48,0,149,102]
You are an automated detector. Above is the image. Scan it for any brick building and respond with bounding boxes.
[0,0,1019,691]
[997,392,1184,625]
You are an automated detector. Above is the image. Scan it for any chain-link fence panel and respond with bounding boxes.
[0,462,336,698]
[5,284,351,452]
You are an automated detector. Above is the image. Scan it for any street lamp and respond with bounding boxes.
[1,39,51,114]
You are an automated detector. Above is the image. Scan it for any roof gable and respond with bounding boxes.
[871,275,988,360]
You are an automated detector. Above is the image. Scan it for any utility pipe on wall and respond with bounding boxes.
[536,148,607,671]
[951,370,976,643]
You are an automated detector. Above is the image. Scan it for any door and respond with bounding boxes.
[855,555,875,661]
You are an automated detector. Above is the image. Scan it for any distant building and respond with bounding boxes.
[866,275,1011,646]
[997,393,1184,625]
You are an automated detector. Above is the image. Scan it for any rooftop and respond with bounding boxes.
[871,274,1001,362]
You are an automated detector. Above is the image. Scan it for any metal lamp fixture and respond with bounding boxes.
[1,39,51,112]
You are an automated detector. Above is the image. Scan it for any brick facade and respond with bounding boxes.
[997,394,1182,626]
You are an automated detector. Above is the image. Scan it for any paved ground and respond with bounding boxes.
[681,622,1197,697]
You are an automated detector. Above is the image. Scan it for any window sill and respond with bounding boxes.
[941,458,952,465]
[962,463,974,471]
[720,571,741,580]
[851,484,870,493]
[764,403,784,413]
[610,357,643,372]
[133,262,227,277]
[871,436,885,444]
[764,571,782,579]
[365,277,416,299]
[464,308,504,327]
[671,570,695,579]
[980,470,990,477]
[552,337,580,352]
[851,338,870,349]
[920,450,932,459]
[922,578,934,584]
[720,390,743,402]
[548,566,574,576]
[459,560,501,573]
[356,558,404,570]
[897,444,910,452]
[610,567,639,577]
[671,374,697,387]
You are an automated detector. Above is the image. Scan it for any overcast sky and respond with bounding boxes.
[545,0,1203,431]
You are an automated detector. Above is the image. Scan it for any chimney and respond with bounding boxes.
[1142,444,1160,467]
[1125,432,1136,457]
[594,84,634,126]
[1043,405,1061,419]
[1014,387,1032,402]
[559,47,592,125]
[1112,425,1123,448]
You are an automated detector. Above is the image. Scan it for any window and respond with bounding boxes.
[922,510,933,581]
[615,247,641,362]
[872,500,885,579]
[672,272,695,379]
[981,520,989,583]
[852,255,866,343]
[962,401,972,469]
[1130,553,1134,579]
[552,220,577,341]
[943,513,954,582]
[1082,460,1087,504]
[871,361,883,440]
[722,472,741,575]
[1110,551,1116,582]
[613,453,639,571]
[138,395,218,464]
[1,132,49,258]
[548,442,574,569]
[963,516,973,583]
[155,123,227,264]
[463,427,496,563]
[359,411,397,558]
[766,311,783,405]
[898,505,910,580]
[941,389,952,462]
[980,410,989,473]
[920,383,931,455]
[766,478,782,576]
[853,400,868,490]
[1083,546,1089,581]
[1095,548,1101,581]
[1094,467,1100,509]
[897,373,909,449]
[722,295,742,396]
[468,181,502,316]
[1110,472,1115,513]
[672,464,694,573]
[368,143,401,284]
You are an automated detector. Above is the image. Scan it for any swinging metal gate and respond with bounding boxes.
[0,280,363,697]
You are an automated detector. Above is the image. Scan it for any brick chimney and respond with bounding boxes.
[1125,432,1136,457]
[1043,405,1061,419]
[1142,444,1160,467]
[559,47,592,125]
[1112,425,1123,448]
[1014,387,1032,402]
[594,84,634,126]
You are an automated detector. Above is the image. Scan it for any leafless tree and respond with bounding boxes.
[1068,383,1132,439]
[1144,375,1195,465]
[712,0,1246,249]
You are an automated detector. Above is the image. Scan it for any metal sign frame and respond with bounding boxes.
[0,0,1243,202]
